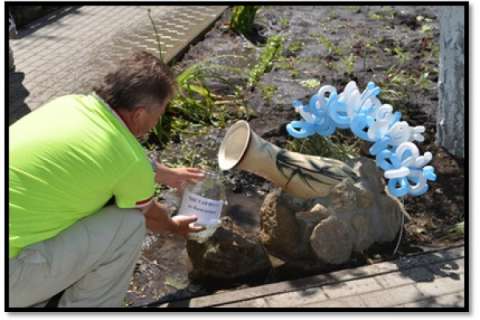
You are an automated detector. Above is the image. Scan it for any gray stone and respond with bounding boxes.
[295,204,331,258]
[259,158,404,266]
[310,215,354,265]
[186,216,271,283]
[259,188,307,259]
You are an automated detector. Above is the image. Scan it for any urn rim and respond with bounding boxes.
[218,120,252,171]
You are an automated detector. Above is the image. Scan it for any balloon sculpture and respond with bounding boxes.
[286,81,436,197]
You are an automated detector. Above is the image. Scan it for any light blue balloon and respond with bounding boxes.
[326,93,350,128]
[351,113,372,141]
[369,137,392,156]
[405,172,429,196]
[423,166,437,181]
[286,121,314,139]
[315,117,337,136]
[390,111,402,127]
[292,99,304,110]
[308,94,322,116]
[360,82,381,103]
[388,177,409,197]
[376,149,393,171]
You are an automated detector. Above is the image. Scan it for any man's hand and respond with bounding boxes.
[155,164,205,192]
[171,215,206,237]
[143,200,205,237]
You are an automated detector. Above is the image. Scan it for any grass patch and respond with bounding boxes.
[340,53,356,76]
[259,83,278,104]
[286,134,360,162]
[299,79,321,89]
[317,34,342,57]
[286,40,304,56]
[279,17,289,28]
[153,57,251,146]
[247,35,284,87]
[230,5,260,37]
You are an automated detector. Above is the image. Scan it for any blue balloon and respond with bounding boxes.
[292,99,304,110]
[376,149,399,171]
[388,177,409,197]
[315,116,337,136]
[351,113,372,141]
[286,81,436,198]
[369,137,392,156]
[327,93,350,128]
[308,94,322,116]
[286,121,314,139]
[390,111,402,127]
[423,166,437,181]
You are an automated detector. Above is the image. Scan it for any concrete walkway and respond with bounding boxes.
[9,5,227,125]
[156,245,465,309]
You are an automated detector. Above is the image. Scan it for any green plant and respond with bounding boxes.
[346,6,361,13]
[362,35,377,71]
[147,8,163,62]
[287,40,304,56]
[438,221,464,242]
[341,53,356,75]
[381,6,396,20]
[247,35,284,87]
[317,35,341,56]
[259,84,277,103]
[328,9,338,20]
[286,134,359,162]
[393,46,410,65]
[290,68,300,78]
[152,57,248,145]
[368,11,382,21]
[145,9,259,146]
[368,7,395,21]
[279,17,289,28]
[377,66,418,108]
[325,60,337,72]
[230,5,260,36]
[276,56,301,78]
[299,79,321,89]
[416,72,429,90]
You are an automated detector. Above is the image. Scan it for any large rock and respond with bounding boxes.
[186,216,271,285]
[260,158,405,266]
[259,188,310,259]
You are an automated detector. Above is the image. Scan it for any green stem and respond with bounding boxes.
[148,9,164,62]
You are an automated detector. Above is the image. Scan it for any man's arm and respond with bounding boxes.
[143,200,204,236]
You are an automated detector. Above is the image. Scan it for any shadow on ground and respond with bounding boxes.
[9,71,31,126]
[11,6,82,39]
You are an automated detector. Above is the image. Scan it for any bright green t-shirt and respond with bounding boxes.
[9,94,155,258]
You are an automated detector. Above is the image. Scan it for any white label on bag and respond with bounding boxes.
[177,190,223,225]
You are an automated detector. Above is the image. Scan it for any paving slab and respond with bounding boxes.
[157,245,466,309]
[8,5,227,125]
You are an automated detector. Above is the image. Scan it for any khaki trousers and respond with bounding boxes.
[9,206,146,308]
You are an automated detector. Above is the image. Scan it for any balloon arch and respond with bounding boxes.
[286,81,436,198]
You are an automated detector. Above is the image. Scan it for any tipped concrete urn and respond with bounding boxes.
[218,120,358,199]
